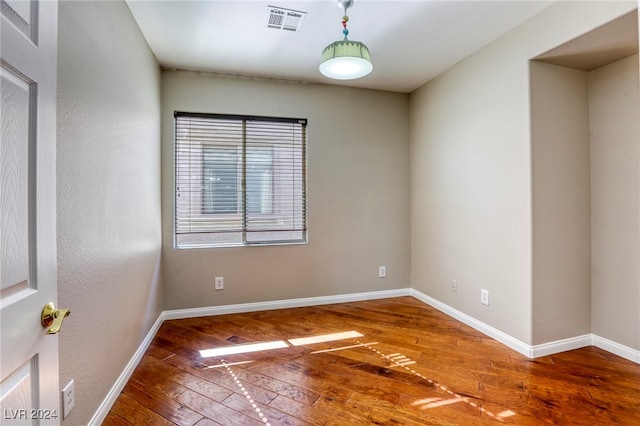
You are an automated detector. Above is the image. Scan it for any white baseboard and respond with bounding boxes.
[409,289,533,357]
[410,288,640,364]
[88,313,166,426]
[91,287,640,424]
[534,335,640,363]
[163,288,412,320]
[592,334,640,364]
[531,334,593,358]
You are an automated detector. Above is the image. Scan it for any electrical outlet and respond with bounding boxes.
[451,280,457,293]
[62,380,75,419]
[481,289,489,306]
[378,266,387,278]
[214,276,224,290]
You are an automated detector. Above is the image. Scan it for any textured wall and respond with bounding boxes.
[161,71,410,310]
[56,1,162,424]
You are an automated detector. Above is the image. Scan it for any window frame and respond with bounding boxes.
[173,112,308,249]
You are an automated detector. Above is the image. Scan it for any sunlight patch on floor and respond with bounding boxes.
[412,397,468,409]
[200,341,289,358]
[498,410,516,419]
[200,330,364,358]
[288,331,364,346]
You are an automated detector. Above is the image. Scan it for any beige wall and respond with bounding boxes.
[409,1,636,345]
[161,72,410,310]
[590,54,640,350]
[530,62,591,344]
[57,1,162,424]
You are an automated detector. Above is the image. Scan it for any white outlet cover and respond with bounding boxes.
[481,289,489,305]
[62,380,75,419]
[378,266,387,278]
[214,276,224,290]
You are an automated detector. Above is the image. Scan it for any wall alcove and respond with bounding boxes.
[530,9,640,351]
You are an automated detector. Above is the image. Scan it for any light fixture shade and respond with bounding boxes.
[319,39,372,80]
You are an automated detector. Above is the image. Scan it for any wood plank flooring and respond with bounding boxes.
[103,297,640,425]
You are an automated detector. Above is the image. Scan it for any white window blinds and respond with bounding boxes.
[174,112,307,248]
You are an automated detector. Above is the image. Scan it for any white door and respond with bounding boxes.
[1,0,60,425]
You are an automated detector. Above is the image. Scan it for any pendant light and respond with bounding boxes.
[319,0,372,80]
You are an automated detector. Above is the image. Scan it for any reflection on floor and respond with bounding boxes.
[104,297,640,425]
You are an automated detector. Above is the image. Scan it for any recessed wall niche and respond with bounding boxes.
[530,10,639,351]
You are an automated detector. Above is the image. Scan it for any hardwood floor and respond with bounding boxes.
[103,297,640,425]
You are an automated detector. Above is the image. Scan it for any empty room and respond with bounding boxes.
[1,0,639,425]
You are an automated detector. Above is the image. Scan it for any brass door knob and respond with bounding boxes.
[41,302,70,335]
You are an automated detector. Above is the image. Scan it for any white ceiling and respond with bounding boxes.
[126,0,553,93]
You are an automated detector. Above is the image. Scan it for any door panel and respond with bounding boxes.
[1,0,59,424]
[2,0,36,42]
[0,358,37,425]
[1,65,31,295]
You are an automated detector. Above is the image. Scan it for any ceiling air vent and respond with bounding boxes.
[265,5,306,32]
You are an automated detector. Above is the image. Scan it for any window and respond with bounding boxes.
[174,112,307,248]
